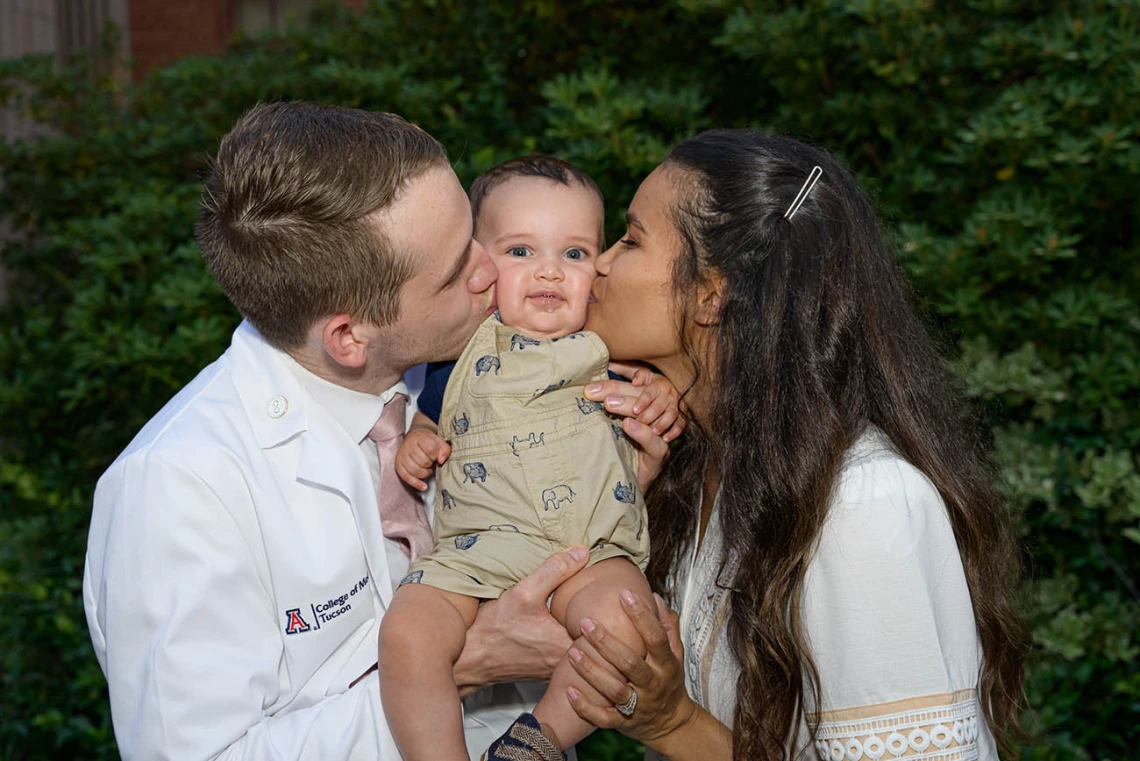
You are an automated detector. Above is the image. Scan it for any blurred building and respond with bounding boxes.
[1,0,364,139]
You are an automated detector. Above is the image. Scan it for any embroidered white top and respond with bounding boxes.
[655,427,997,760]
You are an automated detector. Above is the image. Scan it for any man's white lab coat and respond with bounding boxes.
[83,321,534,760]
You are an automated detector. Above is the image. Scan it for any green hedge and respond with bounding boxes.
[1,1,1137,758]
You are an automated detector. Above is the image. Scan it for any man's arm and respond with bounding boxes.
[85,454,389,761]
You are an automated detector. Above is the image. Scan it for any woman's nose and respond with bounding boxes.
[595,243,617,275]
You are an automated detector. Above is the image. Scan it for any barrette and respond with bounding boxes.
[784,166,823,220]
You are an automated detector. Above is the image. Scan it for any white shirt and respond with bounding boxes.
[661,427,996,760]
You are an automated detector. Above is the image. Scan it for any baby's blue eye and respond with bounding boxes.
[564,247,588,261]
[508,246,532,258]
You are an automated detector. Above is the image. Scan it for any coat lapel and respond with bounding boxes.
[295,426,394,610]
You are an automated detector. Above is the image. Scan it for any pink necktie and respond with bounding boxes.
[368,393,434,560]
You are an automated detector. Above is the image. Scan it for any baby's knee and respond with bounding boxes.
[578,589,652,658]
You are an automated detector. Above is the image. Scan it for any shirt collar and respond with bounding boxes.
[283,354,406,444]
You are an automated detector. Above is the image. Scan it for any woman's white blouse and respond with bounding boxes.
[661,428,997,760]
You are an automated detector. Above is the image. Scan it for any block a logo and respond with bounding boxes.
[284,608,312,635]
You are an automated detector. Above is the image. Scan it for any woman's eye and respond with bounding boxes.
[508,246,531,258]
[564,247,588,261]
[620,238,637,247]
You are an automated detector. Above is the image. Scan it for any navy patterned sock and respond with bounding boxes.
[481,712,566,761]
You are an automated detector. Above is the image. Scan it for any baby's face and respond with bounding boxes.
[475,177,604,340]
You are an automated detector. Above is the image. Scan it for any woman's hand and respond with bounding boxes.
[592,361,686,441]
[586,362,686,491]
[565,590,699,748]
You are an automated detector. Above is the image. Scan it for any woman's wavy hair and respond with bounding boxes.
[643,130,1028,759]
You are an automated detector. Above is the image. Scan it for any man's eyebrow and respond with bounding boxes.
[438,239,473,292]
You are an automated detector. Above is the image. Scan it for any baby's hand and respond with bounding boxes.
[395,429,452,492]
[603,361,686,443]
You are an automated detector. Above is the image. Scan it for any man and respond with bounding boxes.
[82,102,594,760]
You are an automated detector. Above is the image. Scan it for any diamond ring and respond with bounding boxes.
[616,686,638,718]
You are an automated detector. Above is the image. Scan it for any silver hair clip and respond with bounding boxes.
[784,166,823,220]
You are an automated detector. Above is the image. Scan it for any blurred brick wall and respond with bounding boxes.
[128,0,231,77]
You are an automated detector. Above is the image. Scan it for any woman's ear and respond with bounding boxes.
[692,272,725,327]
[320,314,371,368]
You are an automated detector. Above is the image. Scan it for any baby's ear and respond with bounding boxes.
[692,272,724,327]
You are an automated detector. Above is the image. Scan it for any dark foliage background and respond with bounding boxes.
[1,1,1137,758]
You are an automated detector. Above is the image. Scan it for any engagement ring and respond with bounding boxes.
[617,686,638,717]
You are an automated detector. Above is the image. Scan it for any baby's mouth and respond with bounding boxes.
[528,291,564,305]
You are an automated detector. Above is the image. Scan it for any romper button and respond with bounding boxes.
[267,395,288,419]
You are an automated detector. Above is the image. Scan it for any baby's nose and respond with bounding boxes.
[537,258,564,279]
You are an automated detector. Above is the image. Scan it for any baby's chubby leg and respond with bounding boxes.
[533,557,656,751]
[379,583,480,761]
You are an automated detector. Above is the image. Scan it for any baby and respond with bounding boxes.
[379,156,674,761]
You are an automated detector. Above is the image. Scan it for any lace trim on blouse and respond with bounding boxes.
[811,690,980,761]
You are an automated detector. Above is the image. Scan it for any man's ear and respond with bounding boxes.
[692,272,724,327]
[320,314,371,369]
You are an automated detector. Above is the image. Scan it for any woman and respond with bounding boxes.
[558,130,1028,760]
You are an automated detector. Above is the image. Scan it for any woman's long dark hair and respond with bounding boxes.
[643,130,1027,759]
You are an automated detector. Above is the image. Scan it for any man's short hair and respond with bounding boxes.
[468,155,604,237]
[195,101,449,349]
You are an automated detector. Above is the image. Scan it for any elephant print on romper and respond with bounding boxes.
[541,484,576,511]
[462,462,488,483]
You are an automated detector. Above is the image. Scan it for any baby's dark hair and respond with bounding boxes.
[468,155,604,234]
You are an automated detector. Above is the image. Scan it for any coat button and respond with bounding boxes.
[266,396,289,419]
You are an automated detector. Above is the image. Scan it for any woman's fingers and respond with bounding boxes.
[654,593,685,661]
[618,589,673,664]
[605,360,647,382]
[579,617,655,685]
[568,645,632,706]
[584,379,634,404]
[566,686,620,729]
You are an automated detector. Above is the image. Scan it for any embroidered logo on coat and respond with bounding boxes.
[284,608,311,635]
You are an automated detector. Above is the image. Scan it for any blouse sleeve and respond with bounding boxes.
[798,444,997,759]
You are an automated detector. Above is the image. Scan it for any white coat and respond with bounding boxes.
[83,321,535,761]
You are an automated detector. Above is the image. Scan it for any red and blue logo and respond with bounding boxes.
[284,608,311,635]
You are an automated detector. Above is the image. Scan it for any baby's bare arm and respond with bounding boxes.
[408,410,439,435]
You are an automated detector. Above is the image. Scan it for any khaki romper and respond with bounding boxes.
[403,314,649,599]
